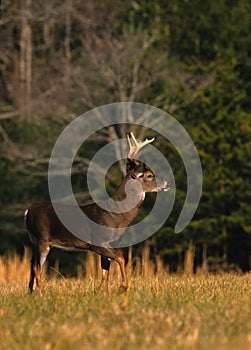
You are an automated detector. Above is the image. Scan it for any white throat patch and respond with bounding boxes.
[140,192,146,201]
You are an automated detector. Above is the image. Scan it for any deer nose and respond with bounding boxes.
[156,179,169,191]
[163,181,170,191]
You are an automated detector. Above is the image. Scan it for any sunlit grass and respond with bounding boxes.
[0,273,250,350]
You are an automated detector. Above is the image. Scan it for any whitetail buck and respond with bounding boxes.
[25,132,169,293]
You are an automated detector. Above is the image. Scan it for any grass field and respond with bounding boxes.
[0,252,250,350]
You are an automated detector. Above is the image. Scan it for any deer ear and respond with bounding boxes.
[132,172,144,179]
[126,158,135,172]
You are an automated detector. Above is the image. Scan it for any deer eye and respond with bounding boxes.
[147,174,154,178]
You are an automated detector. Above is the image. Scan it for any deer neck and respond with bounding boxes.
[112,178,145,207]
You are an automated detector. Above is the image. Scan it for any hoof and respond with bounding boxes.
[118,285,128,293]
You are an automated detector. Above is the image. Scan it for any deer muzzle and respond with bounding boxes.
[157,179,170,192]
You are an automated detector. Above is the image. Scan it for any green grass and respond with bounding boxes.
[0,274,250,350]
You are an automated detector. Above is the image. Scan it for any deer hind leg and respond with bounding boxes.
[29,245,50,293]
[29,246,40,293]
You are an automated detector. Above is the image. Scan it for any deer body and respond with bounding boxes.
[25,134,169,293]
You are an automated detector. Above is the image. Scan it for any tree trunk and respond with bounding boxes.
[64,0,72,86]
[20,0,32,117]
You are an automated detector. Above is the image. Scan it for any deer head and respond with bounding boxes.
[126,132,169,193]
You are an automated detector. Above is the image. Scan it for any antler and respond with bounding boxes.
[127,132,154,159]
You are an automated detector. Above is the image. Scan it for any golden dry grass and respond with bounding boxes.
[0,245,168,284]
[0,249,250,350]
[0,247,31,283]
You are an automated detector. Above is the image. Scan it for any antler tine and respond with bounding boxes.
[127,131,154,159]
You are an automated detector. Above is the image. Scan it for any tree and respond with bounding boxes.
[152,0,251,271]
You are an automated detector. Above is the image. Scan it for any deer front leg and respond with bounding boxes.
[116,254,128,292]
[90,246,128,292]
[99,256,110,292]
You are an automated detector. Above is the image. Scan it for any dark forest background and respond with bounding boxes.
[0,0,250,274]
